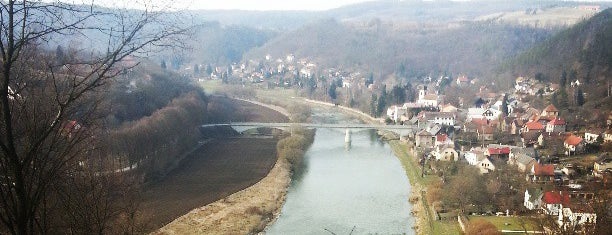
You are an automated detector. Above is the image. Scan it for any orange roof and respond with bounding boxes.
[436,134,448,142]
[534,163,554,176]
[549,118,566,125]
[525,121,544,130]
[565,134,583,146]
[544,104,559,112]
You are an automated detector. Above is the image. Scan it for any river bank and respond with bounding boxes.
[153,98,312,234]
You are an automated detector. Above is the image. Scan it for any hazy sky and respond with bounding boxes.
[89,0,373,11]
[79,0,611,11]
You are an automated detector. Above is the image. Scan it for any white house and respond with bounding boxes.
[524,188,543,210]
[387,105,408,122]
[584,131,600,144]
[431,144,459,161]
[465,148,486,166]
[546,118,567,133]
[558,204,597,229]
[542,191,570,215]
[419,112,456,126]
[467,108,501,121]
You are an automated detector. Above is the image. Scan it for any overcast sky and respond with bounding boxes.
[87,0,372,11]
[78,0,610,11]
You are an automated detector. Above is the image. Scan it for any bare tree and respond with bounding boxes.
[0,1,188,234]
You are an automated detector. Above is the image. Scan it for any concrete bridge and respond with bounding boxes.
[201,122,417,142]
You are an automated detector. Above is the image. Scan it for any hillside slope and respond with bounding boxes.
[246,19,552,78]
[505,8,611,107]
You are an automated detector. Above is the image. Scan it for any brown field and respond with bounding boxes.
[138,98,289,232]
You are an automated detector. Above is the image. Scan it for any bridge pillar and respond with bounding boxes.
[345,129,351,143]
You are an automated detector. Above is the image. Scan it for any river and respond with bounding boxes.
[266,107,415,234]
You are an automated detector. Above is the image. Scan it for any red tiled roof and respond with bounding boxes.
[549,118,566,125]
[542,191,570,205]
[525,121,544,130]
[544,104,559,112]
[457,75,469,82]
[488,147,510,155]
[565,134,583,146]
[534,163,554,176]
[436,134,448,142]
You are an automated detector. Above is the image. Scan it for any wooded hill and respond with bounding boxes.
[503,8,611,109]
[245,19,553,78]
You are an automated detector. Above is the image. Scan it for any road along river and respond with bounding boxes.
[266,107,415,234]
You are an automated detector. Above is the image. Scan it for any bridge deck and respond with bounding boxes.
[201,122,416,130]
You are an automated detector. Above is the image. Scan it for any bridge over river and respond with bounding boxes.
[201,122,418,142]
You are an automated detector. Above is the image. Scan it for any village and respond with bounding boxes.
[191,52,611,233]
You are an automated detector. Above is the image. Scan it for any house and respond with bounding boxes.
[546,118,566,133]
[542,104,559,118]
[542,191,570,215]
[529,163,555,183]
[415,130,435,148]
[431,144,459,162]
[605,129,612,143]
[467,108,501,121]
[418,112,456,126]
[583,130,602,144]
[509,148,537,172]
[523,121,544,133]
[521,131,541,148]
[465,148,486,166]
[594,153,612,176]
[440,104,458,113]
[564,134,584,155]
[435,134,453,147]
[387,105,408,123]
[476,125,495,141]
[558,204,597,230]
[477,157,496,174]
[456,75,469,86]
[485,146,510,160]
[524,188,543,210]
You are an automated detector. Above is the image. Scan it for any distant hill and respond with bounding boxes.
[504,8,611,106]
[245,19,553,78]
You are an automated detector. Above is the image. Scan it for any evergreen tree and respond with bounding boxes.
[501,93,509,116]
[370,94,378,117]
[575,88,585,106]
[560,70,567,87]
[328,83,337,100]
[193,64,200,75]
[161,60,167,70]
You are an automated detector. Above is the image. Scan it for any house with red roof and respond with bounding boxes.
[435,134,453,147]
[541,104,559,118]
[523,121,544,133]
[564,134,584,155]
[546,118,566,133]
[456,75,470,86]
[529,163,555,183]
[542,191,571,215]
[61,120,82,139]
[485,146,510,160]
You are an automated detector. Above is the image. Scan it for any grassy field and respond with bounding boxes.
[469,215,538,232]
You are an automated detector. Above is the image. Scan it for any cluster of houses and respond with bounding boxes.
[384,77,611,231]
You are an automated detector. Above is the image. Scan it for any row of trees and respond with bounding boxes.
[105,92,208,181]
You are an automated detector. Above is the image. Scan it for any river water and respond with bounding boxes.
[266,107,415,234]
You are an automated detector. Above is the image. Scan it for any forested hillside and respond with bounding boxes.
[504,8,611,108]
[246,19,553,78]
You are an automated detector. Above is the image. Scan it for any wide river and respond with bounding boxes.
[266,107,415,234]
